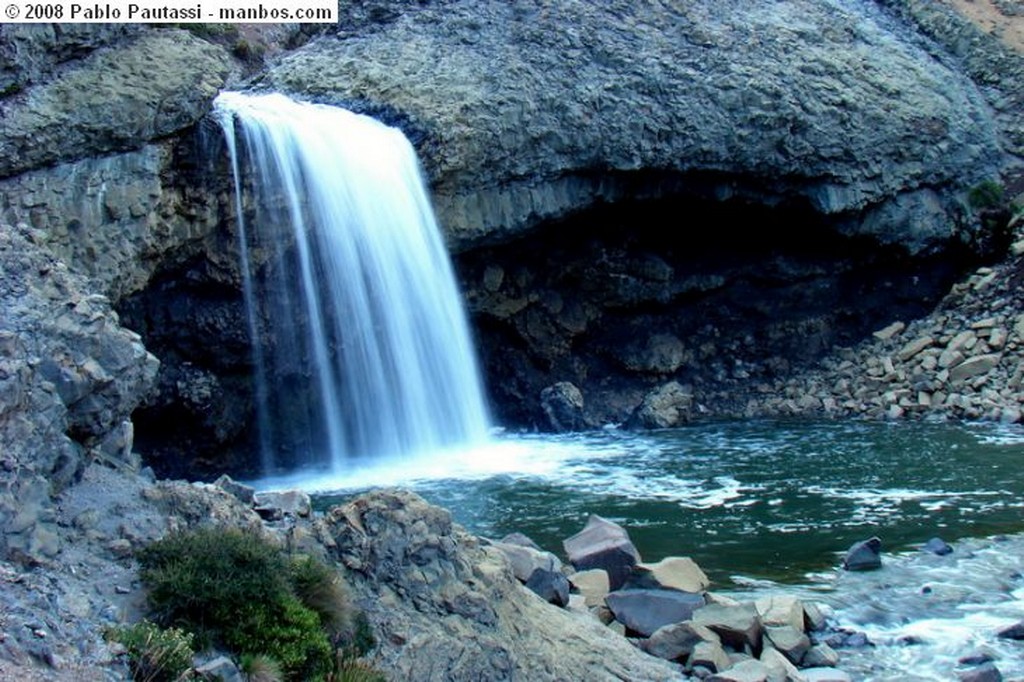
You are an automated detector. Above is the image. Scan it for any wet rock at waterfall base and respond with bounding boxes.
[996,620,1024,640]
[524,568,570,607]
[924,537,954,555]
[563,514,641,590]
[958,663,1003,682]
[605,588,706,637]
[540,381,587,432]
[842,537,883,571]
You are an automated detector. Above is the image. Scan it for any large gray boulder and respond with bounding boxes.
[563,514,641,589]
[321,490,680,681]
[262,0,1007,251]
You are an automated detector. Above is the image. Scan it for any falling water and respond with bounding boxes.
[214,92,491,475]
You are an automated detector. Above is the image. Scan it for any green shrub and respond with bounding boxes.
[331,656,389,682]
[107,621,195,682]
[968,179,1006,210]
[240,654,284,682]
[136,527,336,681]
[289,555,353,636]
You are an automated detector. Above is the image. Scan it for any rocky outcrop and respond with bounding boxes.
[320,489,681,681]
[263,0,1009,252]
[0,29,231,178]
[744,234,1024,422]
[0,224,159,563]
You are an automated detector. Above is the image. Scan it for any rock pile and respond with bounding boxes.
[745,245,1024,423]
[496,513,854,681]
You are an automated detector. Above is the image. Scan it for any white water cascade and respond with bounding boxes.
[214,92,491,476]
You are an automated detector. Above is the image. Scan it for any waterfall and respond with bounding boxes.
[214,92,491,475]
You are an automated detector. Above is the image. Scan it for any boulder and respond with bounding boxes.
[949,354,1002,383]
[525,568,570,607]
[691,640,732,674]
[803,643,840,668]
[253,490,312,519]
[631,556,711,594]
[755,595,805,631]
[801,668,853,682]
[996,620,1024,640]
[924,537,954,556]
[493,540,562,583]
[707,659,771,682]
[642,621,721,662]
[323,490,680,681]
[842,537,883,571]
[628,381,694,429]
[567,568,610,608]
[764,625,811,665]
[540,381,586,432]
[213,475,255,505]
[693,602,764,651]
[563,515,641,589]
[759,647,804,682]
[958,663,1003,682]
[605,589,706,637]
[802,602,828,632]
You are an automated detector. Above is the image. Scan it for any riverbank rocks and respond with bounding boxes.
[563,514,641,590]
[606,589,706,637]
[321,490,680,681]
[843,537,883,571]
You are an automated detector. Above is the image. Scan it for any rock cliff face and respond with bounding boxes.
[1,4,1023,475]
[263,0,1007,251]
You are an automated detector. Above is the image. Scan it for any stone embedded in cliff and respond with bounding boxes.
[263,0,1005,252]
[0,224,159,564]
[628,381,694,429]
[321,490,680,681]
[563,514,641,590]
[540,381,587,432]
[619,334,689,374]
[843,537,883,571]
[605,588,706,637]
[0,29,232,178]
